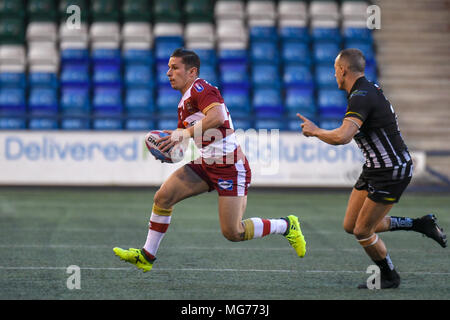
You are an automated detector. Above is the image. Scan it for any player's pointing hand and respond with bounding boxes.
[297,113,319,137]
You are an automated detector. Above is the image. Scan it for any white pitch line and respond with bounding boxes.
[0,244,445,254]
[0,266,449,276]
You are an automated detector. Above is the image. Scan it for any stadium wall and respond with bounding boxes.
[0,131,426,187]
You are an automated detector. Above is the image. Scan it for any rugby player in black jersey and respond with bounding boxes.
[298,48,447,289]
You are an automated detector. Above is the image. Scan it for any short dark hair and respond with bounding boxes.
[170,48,200,75]
[338,48,366,73]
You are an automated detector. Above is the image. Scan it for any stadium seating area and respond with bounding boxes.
[0,0,377,131]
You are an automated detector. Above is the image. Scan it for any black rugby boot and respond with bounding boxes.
[413,214,447,248]
[358,268,401,289]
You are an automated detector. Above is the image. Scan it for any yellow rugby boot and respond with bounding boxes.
[113,247,155,272]
[283,215,306,258]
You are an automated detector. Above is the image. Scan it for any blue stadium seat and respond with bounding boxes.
[93,87,123,115]
[315,64,337,89]
[61,87,90,115]
[286,117,302,131]
[125,88,154,115]
[219,62,249,89]
[343,26,373,44]
[285,87,316,118]
[123,48,153,66]
[91,47,121,65]
[320,118,342,130]
[199,64,218,87]
[365,63,377,82]
[93,118,123,130]
[231,118,253,131]
[317,89,347,118]
[0,88,26,115]
[61,118,90,130]
[93,64,122,88]
[29,72,58,89]
[193,48,216,65]
[61,48,89,64]
[217,46,248,64]
[311,26,341,42]
[222,87,251,116]
[125,119,154,131]
[156,86,180,114]
[281,42,311,66]
[345,41,375,64]
[155,38,183,63]
[313,41,341,64]
[0,117,26,129]
[251,64,280,89]
[254,118,285,130]
[125,64,153,88]
[283,65,314,89]
[250,41,279,65]
[157,118,178,130]
[252,88,283,117]
[279,25,309,43]
[60,63,90,88]
[28,88,58,115]
[156,62,170,86]
[0,72,26,89]
[249,24,278,42]
[29,118,58,130]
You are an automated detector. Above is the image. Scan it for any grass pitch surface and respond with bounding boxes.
[0,187,449,300]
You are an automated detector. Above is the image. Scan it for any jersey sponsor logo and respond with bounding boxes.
[218,179,233,190]
[350,90,368,98]
[182,120,197,128]
[193,82,204,93]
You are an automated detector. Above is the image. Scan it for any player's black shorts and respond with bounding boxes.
[354,164,413,204]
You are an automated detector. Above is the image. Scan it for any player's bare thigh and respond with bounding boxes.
[353,198,393,239]
[343,188,368,234]
[343,188,393,234]
[154,165,210,209]
[218,195,247,242]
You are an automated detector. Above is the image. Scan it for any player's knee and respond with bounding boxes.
[343,222,354,234]
[221,229,241,242]
[352,226,372,240]
[153,188,173,209]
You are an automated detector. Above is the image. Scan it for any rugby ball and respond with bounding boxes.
[144,130,184,163]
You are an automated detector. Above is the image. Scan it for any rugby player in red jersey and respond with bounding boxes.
[114,49,306,272]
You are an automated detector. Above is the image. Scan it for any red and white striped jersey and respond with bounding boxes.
[177,78,239,159]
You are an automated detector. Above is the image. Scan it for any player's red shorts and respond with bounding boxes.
[186,154,252,197]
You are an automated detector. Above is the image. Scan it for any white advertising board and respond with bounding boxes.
[0,131,425,187]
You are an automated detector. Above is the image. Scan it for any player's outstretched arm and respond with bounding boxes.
[297,113,361,146]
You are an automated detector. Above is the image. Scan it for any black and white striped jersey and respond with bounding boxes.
[344,77,413,180]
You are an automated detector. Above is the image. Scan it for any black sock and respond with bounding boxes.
[389,216,415,231]
[373,254,398,280]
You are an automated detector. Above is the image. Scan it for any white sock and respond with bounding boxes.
[143,212,172,258]
[242,218,288,240]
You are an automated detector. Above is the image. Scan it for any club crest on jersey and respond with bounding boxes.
[185,101,195,113]
[218,179,233,191]
[194,82,204,93]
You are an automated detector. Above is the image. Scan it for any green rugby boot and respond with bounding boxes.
[283,215,306,258]
[113,247,155,272]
